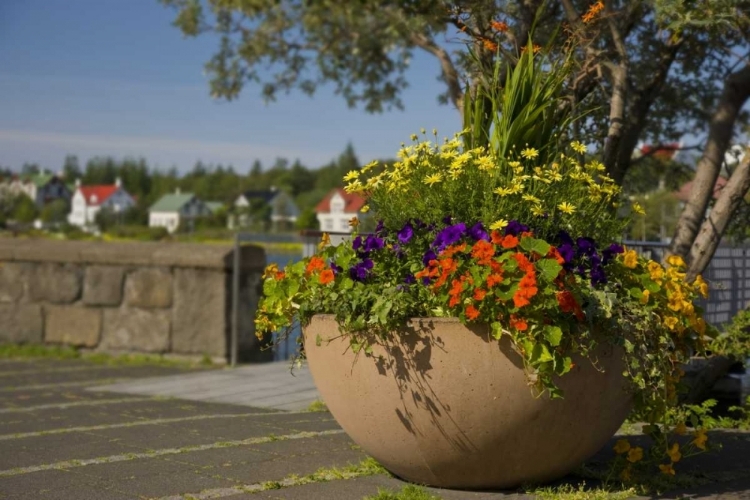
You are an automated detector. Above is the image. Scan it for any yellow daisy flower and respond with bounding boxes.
[632,202,646,215]
[571,141,587,154]
[613,439,631,454]
[558,202,576,214]
[627,446,643,463]
[423,173,443,186]
[489,219,509,230]
[520,147,539,160]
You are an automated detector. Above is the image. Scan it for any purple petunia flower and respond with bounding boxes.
[468,222,490,241]
[352,236,363,251]
[349,258,374,282]
[558,243,575,265]
[329,261,343,276]
[442,215,453,225]
[433,223,467,252]
[422,249,437,266]
[590,265,608,286]
[557,230,574,246]
[576,237,597,257]
[403,274,416,285]
[397,222,414,244]
[363,235,385,253]
[505,221,529,236]
[602,243,625,265]
[375,220,385,234]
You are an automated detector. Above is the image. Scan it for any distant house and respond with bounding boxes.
[149,190,211,233]
[675,176,728,204]
[232,188,299,230]
[67,178,136,228]
[205,202,225,215]
[315,188,366,233]
[6,172,71,207]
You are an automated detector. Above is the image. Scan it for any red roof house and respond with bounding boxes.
[315,188,367,233]
[675,176,728,203]
[68,178,136,227]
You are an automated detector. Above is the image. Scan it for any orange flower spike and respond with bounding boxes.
[473,288,487,301]
[305,256,326,275]
[319,269,335,285]
[582,0,604,23]
[471,240,496,265]
[483,39,498,52]
[490,20,508,32]
[486,273,504,288]
[465,305,480,321]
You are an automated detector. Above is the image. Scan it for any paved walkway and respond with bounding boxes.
[2,357,750,499]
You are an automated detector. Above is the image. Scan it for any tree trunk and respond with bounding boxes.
[687,152,750,281]
[670,64,750,264]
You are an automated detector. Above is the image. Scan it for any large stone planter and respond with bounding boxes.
[303,314,631,490]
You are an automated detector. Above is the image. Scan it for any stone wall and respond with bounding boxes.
[0,239,268,363]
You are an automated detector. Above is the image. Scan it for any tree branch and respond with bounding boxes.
[670,63,750,264]
[409,32,464,111]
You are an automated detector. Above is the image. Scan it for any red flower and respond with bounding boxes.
[466,305,480,321]
[319,269,335,285]
[305,256,326,275]
[557,290,584,321]
[471,239,496,266]
[547,247,565,265]
[501,234,519,249]
[473,288,487,301]
[510,314,528,331]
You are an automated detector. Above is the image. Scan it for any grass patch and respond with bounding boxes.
[529,483,637,500]
[0,343,215,369]
[364,485,442,500]
[306,400,328,412]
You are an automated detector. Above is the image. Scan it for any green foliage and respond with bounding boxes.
[40,199,70,225]
[11,195,38,223]
[710,307,750,361]
[624,191,682,242]
[105,225,169,241]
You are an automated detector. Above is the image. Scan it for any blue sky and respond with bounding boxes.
[0,0,461,174]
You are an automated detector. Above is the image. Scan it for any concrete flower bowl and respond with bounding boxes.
[303,314,631,490]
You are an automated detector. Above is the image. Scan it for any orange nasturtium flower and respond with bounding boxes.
[667,442,681,463]
[305,256,326,275]
[318,269,335,285]
[509,314,528,331]
[483,39,498,52]
[465,305,480,321]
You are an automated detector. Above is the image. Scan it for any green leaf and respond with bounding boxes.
[491,322,503,339]
[537,259,562,281]
[629,287,644,299]
[544,326,563,347]
[520,237,550,256]
[530,343,553,364]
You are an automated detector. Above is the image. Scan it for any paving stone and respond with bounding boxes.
[70,455,239,499]
[0,387,138,409]
[0,432,140,470]
[0,469,140,500]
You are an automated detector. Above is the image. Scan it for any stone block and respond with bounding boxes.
[172,268,228,357]
[28,263,83,304]
[0,304,43,343]
[100,307,171,353]
[45,306,101,347]
[0,262,30,303]
[124,268,172,308]
[83,266,125,306]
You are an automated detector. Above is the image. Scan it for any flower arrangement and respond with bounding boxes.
[255,40,715,481]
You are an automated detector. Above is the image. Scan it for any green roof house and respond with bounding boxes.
[149,189,211,233]
[7,172,71,207]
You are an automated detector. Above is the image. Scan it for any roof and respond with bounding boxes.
[675,176,728,202]
[205,201,224,214]
[150,193,196,212]
[240,190,277,203]
[79,185,118,206]
[639,143,680,161]
[315,188,367,214]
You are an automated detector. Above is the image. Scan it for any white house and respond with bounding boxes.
[149,189,211,233]
[67,178,136,228]
[315,188,366,233]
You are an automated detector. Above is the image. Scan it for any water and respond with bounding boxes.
[266,252,304,361]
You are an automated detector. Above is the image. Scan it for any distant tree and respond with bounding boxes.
[62,155,82,181]
[249,160,263,178]
[94,208,120,232]
[296,208,319,230]
[12,195,38,223]
[288,160,315,198]
[40,199,70,225]
[21,163,40,176]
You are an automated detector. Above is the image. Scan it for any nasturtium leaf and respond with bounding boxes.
[544,325,563,347]
[520,237,550,256]
[537,259,562,281]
